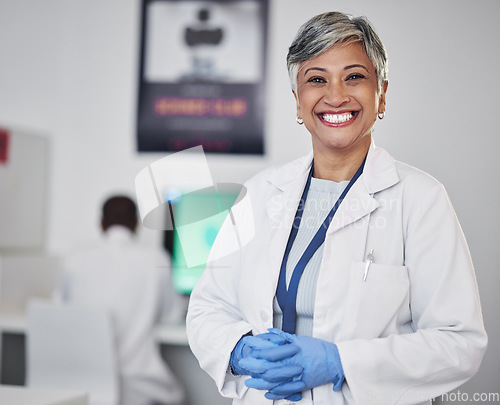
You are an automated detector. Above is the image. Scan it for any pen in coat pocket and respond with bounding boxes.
[363,249,374,281]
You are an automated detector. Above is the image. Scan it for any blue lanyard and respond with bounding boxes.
[276,158,366,333]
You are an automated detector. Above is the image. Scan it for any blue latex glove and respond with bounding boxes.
[230,331,300,377]
[241,355,306,401]
[244,328,345,399]
[243,359,304,400]
[246,375,304,402]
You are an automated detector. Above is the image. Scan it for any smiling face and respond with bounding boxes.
[294,42,388,160]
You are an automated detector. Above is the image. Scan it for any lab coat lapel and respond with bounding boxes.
[327,142,400,234]
[327,180,379,234]
[265,154,312,280]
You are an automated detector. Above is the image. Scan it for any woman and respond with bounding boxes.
[186,11,487,405]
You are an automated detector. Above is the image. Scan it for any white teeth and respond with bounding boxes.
[322,112,354,123]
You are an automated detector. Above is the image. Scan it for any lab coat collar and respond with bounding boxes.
[361,141,400,194]
[266,151,313,192]
[265,141,400,236]
[266,141,399,194]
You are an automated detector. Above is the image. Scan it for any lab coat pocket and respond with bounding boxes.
[339,262,410,340]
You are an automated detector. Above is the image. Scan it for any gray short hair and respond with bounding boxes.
[287,12,388,91]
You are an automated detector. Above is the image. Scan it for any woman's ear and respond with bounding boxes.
[293,89,301,119]
[378,81,389,113]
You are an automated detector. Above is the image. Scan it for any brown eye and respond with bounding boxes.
[346,74,365,81]
[308,76,326,83]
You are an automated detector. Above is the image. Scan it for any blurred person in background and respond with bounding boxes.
[55,195,185,405]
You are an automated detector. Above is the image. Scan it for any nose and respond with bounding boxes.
[323,82,350,107]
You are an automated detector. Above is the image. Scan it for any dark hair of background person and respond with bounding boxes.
[101,195,138,233]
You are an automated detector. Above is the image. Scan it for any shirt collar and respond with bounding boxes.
[104,225,135,243]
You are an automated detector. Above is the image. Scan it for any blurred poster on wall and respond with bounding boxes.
[136,0,269,154]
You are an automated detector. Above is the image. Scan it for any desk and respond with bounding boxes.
[0,315,231,405]
[0,384,87,405]
[0,314,189,345]
[0,314,189,386]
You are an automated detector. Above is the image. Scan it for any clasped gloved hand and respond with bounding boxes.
[229,331,304,401]
[242,328,345,401]
[230,331,301,377]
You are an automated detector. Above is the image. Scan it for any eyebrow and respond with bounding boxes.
[303,64,370,76]
[303,67,326,76]
[344,64,369,73]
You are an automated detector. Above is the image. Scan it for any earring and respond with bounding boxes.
[378,112,385,120]
[296,117,304,125]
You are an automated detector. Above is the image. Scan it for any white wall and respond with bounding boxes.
[1,0,499,399]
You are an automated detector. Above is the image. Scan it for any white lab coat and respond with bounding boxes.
[186,143,487,405]
[57,226,185,405]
